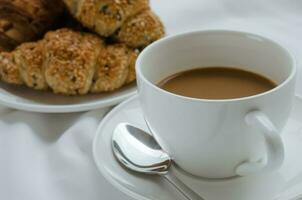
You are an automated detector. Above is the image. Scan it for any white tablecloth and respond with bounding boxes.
[1,1,302,200]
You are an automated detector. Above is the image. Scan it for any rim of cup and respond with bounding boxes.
[136,30,297,103]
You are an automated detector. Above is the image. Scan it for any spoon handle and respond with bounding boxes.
[164,172,205,200]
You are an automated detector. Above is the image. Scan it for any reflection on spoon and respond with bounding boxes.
[112,122,205,200]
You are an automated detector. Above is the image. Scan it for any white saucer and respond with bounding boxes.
[0,82,136,113]
[93,95,302,200]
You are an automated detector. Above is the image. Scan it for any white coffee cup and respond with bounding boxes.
[136,30,296,179]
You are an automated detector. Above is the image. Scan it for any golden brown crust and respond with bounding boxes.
[77,0,126,37]
[116,10,165,48]
[44,29,104,95]
[14,40,47,90]
[125,48,139,84]
[0,24,145,95]
[0,51,23,85]
[122,0,149,17]
[65,0,149,37]
[91,44,129,92]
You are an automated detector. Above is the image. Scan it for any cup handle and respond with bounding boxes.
[235,110,284,176]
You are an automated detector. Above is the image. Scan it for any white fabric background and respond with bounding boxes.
[1,0,302,200]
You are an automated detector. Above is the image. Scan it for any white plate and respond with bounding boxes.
[93,95,302,200]
[0,82,136,113]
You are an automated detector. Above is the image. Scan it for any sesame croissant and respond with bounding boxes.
[0,28,138,95]
[63,0,165,48]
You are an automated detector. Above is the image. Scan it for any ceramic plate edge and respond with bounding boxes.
[0,90,136,113]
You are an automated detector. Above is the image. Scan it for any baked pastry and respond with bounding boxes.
[0,28,139,95]
[64,0,149,37]
[125,48,139,84]
[14,41,47,90]
[0,0,165,95]
[115,10,164,48]
[0,19,21,51]
[0,0,65,51]
[43,28,104,95]
[91,44,129,92]
[63,0,164,48]
[0,51,22,84]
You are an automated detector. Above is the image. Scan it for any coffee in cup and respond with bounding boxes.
[158,66,277,100]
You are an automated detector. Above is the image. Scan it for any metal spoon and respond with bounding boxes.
[112,123,204,200]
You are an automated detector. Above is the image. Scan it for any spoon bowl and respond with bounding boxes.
[112,123,172,174]
[111,123,205,200]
